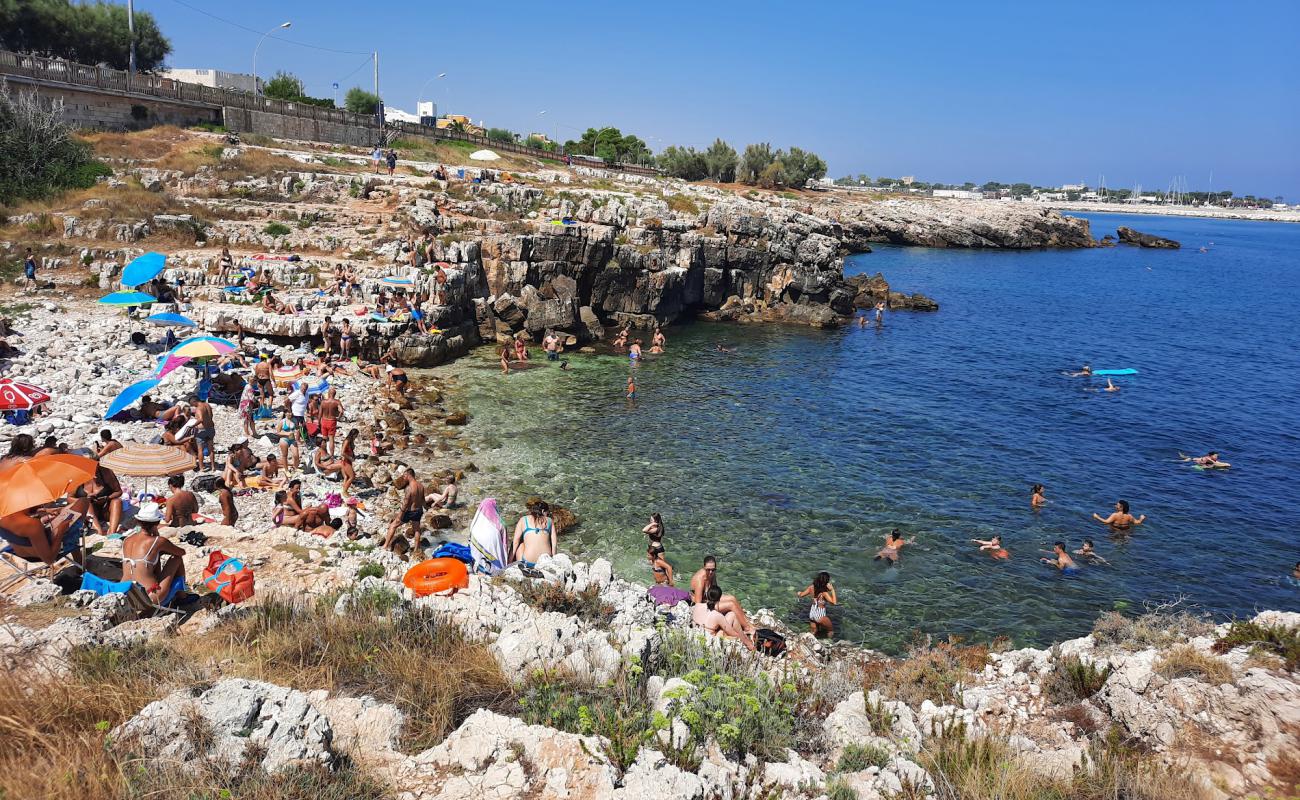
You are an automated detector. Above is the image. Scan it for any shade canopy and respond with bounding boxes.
[167,336,236,359]
[104,378,160,419]
[0,454,98,517]
[99,444,194,478]
[0,378,52,411]
[98,291,156,306]
[144,312,197,328]
[469,149,500,161]
[121,252,167,287]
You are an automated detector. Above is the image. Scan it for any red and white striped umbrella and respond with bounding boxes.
[0,378,52,411]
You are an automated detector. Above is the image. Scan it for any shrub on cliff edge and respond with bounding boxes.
[0,83,111,207]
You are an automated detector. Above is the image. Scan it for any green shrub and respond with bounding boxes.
[1091,609,1215,650]
[1044,654,1112,703]
[670,663,797,761]
[519,662,655,774]
[356,562,384,580]
[1212,620,1300,670]
[826,777,859,800]
[838,742,891,772]
[0,87,108,206]
[263,221,291,237]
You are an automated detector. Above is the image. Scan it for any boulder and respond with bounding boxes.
[113,679,335,773]
[1116,227,1180,249]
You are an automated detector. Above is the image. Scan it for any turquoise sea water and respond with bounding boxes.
[446,212,1300,652]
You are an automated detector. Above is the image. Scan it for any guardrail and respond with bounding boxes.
[0,49,664,177]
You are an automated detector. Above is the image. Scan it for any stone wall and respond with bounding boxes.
[9,80,220,130]
[221,106,381,148]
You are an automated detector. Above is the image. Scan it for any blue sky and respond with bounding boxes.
[148,0,1299,198]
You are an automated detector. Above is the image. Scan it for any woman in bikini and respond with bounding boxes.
[1093,500,1146,531]
[797,571,837,636]
[692,586,755,651]
[511,499,555,568]
[339,429,358,495]
[648,542,675,585]
[121,503,186,606]
[1031,484,1046,509]
[277,409,302,471]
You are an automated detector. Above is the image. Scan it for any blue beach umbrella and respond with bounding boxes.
[143,312,197,328]
[98,291,156,306]
[121,252,167,287]
[104,378,160,419]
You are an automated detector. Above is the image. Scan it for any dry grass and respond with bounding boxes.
[665,194,700,214]
[867,635,996,707]
[919,722,1217,800]
[1091,608,1215,651]
[1155,646,1234,685]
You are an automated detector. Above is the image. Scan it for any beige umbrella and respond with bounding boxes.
[100,444,194,478]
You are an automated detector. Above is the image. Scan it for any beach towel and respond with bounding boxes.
[431,542,473,564]
[468,498,509,575]
[648,585,691,606]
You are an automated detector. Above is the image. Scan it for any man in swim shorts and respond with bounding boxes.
[1040,541,1080,574]
[253,359,273,410]
[543,330,560,361]
[384,466,426,558]
[319,388,343,458]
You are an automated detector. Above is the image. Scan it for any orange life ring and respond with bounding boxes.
[402,557,469,597]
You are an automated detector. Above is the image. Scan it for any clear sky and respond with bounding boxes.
[146,0,1299,198]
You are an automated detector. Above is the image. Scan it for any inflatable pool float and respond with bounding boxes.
[403,557,469,597]
[1093,368,1138,376]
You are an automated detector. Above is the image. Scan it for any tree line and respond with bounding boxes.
[0,0,170,71]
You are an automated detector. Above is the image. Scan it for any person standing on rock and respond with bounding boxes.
[253,359,273,411]
[319,388,343,459]
[386,149,398,177]
[193,394,217,472]
[874,301,886,326]
[339,318,354,360]
[384,466,426,559]
[511,498,556,569]
[543,330,560,362]
[277,408,302,472]
[371,145,382,173]
[288,381,309,437]
[238,382,257,439]
[215,477,238,527]
[22,248,36,294]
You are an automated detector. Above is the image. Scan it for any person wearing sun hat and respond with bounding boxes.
[121,502,188,606]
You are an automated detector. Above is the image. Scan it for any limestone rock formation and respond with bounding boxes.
[1117,226,1181,248]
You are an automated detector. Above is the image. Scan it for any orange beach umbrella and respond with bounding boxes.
[0,454,98,517]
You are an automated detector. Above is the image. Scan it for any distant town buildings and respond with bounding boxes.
[162,67,259,93]
[933,189,983,200]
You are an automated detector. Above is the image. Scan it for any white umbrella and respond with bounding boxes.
[469,149,500,161]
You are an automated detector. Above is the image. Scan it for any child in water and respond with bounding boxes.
[970,535,1009,560]
[1073,539,1110,565]
[626,375,636,399]
[797,571,837,637]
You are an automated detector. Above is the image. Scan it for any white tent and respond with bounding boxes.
[469,149,500,161]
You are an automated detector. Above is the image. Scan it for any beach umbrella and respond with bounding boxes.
[144,312,197,328]
[100,444,194,478]
[152,354,192,379]
[380,276,415,288]
[0,378,52,411]
[469,149,500,161]
[104,378,160,420]
[272,365,304,387]
[306,379,330,396]
[120,252,167,287]
[0,454,98,517]
[168,336,236,359]
[98,291,156,306]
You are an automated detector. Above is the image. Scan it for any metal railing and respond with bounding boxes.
[0,49,665,176]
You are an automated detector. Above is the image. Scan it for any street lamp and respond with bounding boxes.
[253,21,292,96]
[417,72,446,123]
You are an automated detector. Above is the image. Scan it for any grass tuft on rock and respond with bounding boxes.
[1091,608,1215,651]
[1043,654,1112,703]
[1211,620,1300,671]
[504,578,614,626]
[838,741,891,772]
[1155,645,1234,684]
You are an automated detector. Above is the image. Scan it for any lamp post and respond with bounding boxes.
[418,72,446,124]
[253,21,292,96]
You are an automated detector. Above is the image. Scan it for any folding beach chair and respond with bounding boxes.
[78,572,185,618]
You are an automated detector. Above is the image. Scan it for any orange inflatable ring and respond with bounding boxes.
[402,557,469,597]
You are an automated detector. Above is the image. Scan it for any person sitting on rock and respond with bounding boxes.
[692,586,755,651]
[95,429,123,459]
[0,499,89,568]
[163,475,199,527]
[426,472,458,509]
[511,498,555,569]
[121,502,187,607]
[689,556,756,639]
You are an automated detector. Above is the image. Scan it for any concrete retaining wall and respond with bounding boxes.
[7,80,220,130]
[221,106,381,148]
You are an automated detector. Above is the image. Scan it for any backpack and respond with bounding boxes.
[755,628,786,658]
[202,550,256,604]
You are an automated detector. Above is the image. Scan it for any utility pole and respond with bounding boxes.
[373,51,383,127]
[127,0,136,87]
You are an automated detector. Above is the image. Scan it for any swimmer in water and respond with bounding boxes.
[1293,561,1300,581]
[873,529,914,565]
[1073,539,1110,565]
[1093,500,1146,531]
[626,375,636,399]
[858,314,867,328]
[1031,483,1046,509]
[716,344,734,353]
[1179,451,1226,468]
[1040,541,1080,574]
[1104,378,1119,392]
[970,535,1010,560]
[559,360,570,371]
[629,339,643,360]
[1068,363,1092,377]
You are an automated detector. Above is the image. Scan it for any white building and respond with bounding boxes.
[162,68,259,94]
[1061,183,1086,192]
[416,101,437,125]
[933,189,983,200]
[385,107,421,125]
